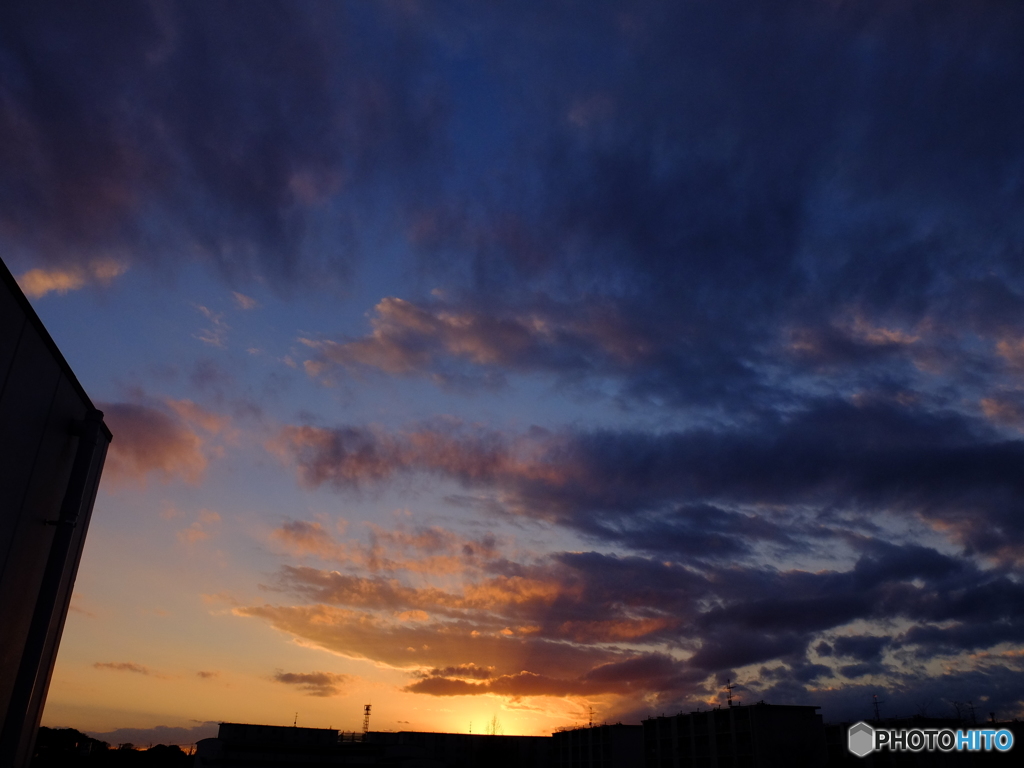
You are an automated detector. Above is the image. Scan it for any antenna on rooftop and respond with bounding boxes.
[872,695,884,722]
[588,706,594,727]
[293,712,298,727]
[363,704,371,734]
[726,679,734,708]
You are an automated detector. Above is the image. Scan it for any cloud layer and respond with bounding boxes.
[1,1,443,283]
[258,398,1024,721]
[272,404,1024,563]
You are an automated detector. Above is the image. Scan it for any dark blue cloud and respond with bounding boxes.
[276,388,1024,713]
[0,0,446,283]
[833,636,887,663]
[250,0,1024,416]
[282,400,1024,558]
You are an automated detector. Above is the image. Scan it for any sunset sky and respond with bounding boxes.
[4,0,1024,745]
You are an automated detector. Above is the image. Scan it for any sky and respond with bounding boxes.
[4,0,1024,745]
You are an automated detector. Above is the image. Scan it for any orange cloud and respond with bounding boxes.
[845,315,919,347]
[299,296,651,380]
[100,402,207,485]
[232,291,259,310]
[396,610,431,622]
[273,564,576,618]
[786,309,927,369]
[238,551,685,697]
[17,258,128,298]
[177,526,209,544]
[177,510,220,545]
[164,398,232,435]
[365,524,500,575]
[981,394,1024,428]
[271,521,345,559]
[234,602,620,681]
[996,336,1024,368]
[269,519,500,577]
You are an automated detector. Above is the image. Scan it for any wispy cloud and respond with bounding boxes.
[164,398,232,436]
[193,305,230,348]
[94,662,153,675]
[177,510,220,546]
[268,519,498,576]
[299,297,650,390]
[17,258,127,298]
[232,291,259,310]
[273,670,351,697]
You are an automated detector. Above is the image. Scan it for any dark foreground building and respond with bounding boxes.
[551,723,643,768]
[194,723,551,768]
[0,258,112,768]
[368,731,550,768]
[195,724,378,766]
[643,703,827,768]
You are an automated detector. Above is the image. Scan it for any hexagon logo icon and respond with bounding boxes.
[848,721,875,757]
